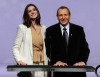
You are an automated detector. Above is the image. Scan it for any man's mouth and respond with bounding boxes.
[61,20,66,22]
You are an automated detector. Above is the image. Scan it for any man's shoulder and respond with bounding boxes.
[47,23,59,30]
[70,23,83,30]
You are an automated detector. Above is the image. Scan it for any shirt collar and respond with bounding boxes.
[60,23,70,30]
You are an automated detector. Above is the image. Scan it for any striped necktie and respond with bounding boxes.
[63,27,68,53]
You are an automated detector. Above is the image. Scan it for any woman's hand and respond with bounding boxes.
[17,60,27,65]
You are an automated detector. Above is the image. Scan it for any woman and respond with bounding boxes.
[12,4,48,77]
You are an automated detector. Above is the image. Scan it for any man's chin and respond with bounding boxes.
[61,23,67,26]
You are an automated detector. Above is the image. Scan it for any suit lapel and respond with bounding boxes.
[68,23,74,46]
[55,24,64,41]
[57,24,62,37]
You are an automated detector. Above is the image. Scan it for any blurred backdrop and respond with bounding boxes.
[0,0,100,77]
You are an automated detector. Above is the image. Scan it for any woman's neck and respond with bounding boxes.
[31,21,39,32]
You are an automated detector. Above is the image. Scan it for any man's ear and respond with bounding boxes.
[69,14,71,19]
[56,15,59,20]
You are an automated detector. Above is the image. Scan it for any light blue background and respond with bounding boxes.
[0,0,100,77]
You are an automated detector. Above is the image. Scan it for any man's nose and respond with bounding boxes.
[62,15,65,19]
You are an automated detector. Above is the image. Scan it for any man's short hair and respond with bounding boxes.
[57,6,71,16]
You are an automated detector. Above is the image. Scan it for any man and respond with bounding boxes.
[45,6,90,77]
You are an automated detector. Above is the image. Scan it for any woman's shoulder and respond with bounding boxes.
[17,24,28,32]
[18,24,27,29]
[41,24,46,29]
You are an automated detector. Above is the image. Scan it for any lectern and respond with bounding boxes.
[7,65,95,77]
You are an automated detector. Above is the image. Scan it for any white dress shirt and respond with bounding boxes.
[60,23,70,37]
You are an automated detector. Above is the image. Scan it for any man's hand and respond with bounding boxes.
[54,61,68,66]
[17,60,27,65]
[73,61,85,66]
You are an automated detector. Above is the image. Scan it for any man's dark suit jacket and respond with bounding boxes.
[45,23,90,77]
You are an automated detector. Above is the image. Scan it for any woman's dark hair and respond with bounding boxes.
[23,4,41,28]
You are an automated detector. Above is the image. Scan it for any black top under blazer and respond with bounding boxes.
[45,23,90,65]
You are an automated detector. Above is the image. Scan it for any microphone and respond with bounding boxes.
[95,65,100,77]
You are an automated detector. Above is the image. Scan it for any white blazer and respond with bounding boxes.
[12,24,48,65]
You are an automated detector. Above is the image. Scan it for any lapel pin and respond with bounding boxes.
[71,34,72,36]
